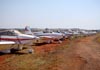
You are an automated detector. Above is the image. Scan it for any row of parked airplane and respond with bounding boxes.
[0,26,97,54]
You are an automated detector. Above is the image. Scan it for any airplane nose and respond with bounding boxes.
[21,34,39,40]
[34,36,40,39]
[36,37,40,39]
[28,35,39,39]
[25,35,37,39]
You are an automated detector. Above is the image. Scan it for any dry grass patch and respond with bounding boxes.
[0,44,69,70]
[97,37,100,43]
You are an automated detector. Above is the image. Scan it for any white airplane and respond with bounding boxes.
[25,26,65,43]
[80,30,89,36]
[63,31,73,38]
[0,30,39,53]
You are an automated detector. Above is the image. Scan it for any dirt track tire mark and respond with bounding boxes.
[52,35,100,70]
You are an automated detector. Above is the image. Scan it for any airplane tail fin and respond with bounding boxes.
[25,26,33,35]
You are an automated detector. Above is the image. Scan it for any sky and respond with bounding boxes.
[0,0,100,29]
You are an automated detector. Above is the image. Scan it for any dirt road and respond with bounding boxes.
[53,35,100,70]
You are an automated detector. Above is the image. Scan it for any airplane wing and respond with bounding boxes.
[39,36,55,41]
[40,36,53,38]
[0,41,15,44]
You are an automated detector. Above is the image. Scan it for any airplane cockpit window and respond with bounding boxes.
[0,31,8,36]
[7,31,16,36]
[0,31,16,36]
[13,30,22,34]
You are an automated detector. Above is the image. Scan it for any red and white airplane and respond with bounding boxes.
[25,26,65,43]
[0,30,39,53]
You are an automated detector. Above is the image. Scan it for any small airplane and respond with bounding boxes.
[0,30,39,53]
[25,26,65,43]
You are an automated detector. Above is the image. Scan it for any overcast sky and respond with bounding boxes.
[0,0,100,29]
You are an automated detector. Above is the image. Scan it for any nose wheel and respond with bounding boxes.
[59,40,62,43]
[28,49,34,54]
[27,46,34,54]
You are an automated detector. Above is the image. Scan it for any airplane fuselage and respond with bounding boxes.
[0,30,37,44]
[34,32,64,40]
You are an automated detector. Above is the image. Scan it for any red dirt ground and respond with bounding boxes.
[34,40,69,54]
[50,35,100,70]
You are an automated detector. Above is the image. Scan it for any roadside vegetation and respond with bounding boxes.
[96,33,100,43]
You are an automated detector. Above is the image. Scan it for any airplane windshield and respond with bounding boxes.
[13,30,22,34]
[0,31,16,36]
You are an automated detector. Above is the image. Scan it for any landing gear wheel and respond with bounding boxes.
[47,40,51,44]
[28,49,34,54]
[58,40,62,44]
[10,48,18,53]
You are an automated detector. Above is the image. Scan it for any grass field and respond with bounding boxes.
[3,46,68,70]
